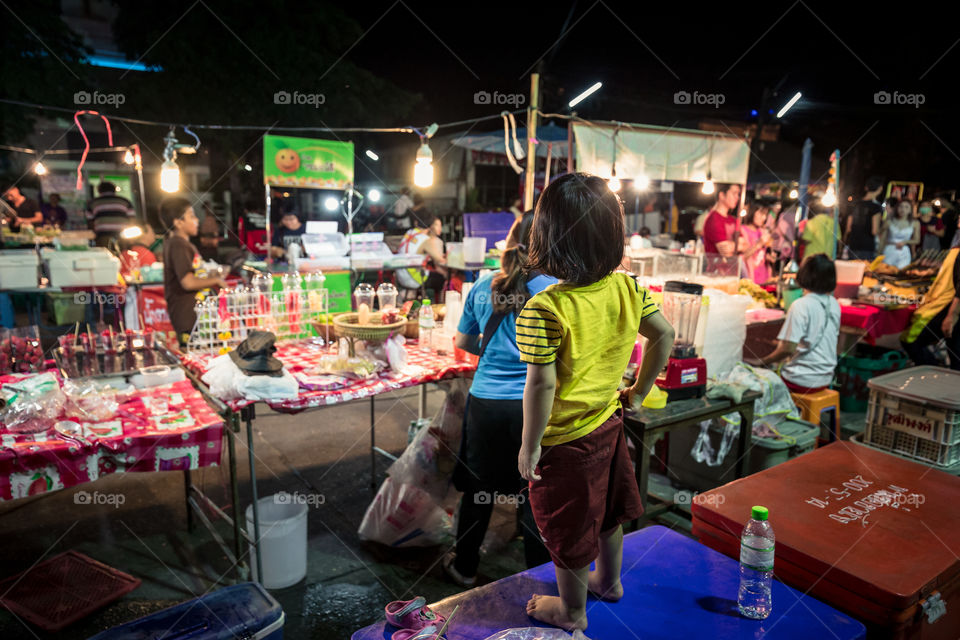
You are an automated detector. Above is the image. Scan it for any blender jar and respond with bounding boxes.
[662,281,704,359]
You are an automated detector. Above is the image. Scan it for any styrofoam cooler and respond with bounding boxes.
[42,248,120,287]
[246,495,308,589]
[0,250,40,289]
[87,582,283,639]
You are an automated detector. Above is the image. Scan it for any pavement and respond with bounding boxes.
[0,382,870,640]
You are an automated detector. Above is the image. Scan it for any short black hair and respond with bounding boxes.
[97,181,117,195]
[528,172,625,285]
[796,254,836,294]
[159,197,192,232]
[281,211,300,219]
[865,176,885,192]
[716,183,740,198]
[639,226,651,237]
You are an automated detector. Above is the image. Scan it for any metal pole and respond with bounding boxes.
[264,183,272,267]
[566,121,574,175]
[831,149,841,259]
[134,144,147,220]
[227,412,243,572]
[523,73,540,210]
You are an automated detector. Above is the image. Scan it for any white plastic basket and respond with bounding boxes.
[864,366,960,469]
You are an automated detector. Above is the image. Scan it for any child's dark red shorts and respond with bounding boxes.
[528,409,643,570]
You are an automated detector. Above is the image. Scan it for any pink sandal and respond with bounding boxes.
[385,596,446,631]
[391,625,443,640]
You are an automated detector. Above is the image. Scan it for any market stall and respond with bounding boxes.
[0,374,223,502]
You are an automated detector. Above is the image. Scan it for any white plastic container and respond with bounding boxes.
[463,237,487,266]
[446,242,463,267]
[834,260,866,299]
[0,250,40,289]
[43,248,120,287]
[246,494,308,589]
[700,289,751,378]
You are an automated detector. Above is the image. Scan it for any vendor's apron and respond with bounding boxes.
[396,228,429,289]
[901,247,958,344]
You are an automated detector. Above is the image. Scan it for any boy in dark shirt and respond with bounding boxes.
[160,198,227,346]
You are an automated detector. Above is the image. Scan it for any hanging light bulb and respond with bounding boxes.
[607,167,621,192]
[788,188,799,199]
[324,197,339,211]
[33,161,47,176]
[123,149,135,165]
[701,173,715,195]
[635,174,650,190]
[160,159,180,193]
[413,140,434,188]
[821,186,837,207]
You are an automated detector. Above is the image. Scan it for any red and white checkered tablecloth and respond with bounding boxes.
[0,377,224,502]
[179,340,477,413]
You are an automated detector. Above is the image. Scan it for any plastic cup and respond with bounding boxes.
[376,283,398,311]
[354,283,375,311]
[464,237,487,267]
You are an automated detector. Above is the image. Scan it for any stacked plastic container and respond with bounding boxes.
[862,366,960,471]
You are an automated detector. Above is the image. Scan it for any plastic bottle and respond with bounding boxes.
[418,299,435,353]
[738,505,775,619]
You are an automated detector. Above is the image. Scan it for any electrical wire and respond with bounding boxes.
[0,97,524,135]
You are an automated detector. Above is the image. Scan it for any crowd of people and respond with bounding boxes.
[691,178,960,285]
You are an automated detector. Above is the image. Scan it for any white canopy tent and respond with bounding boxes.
[572,122,750,185]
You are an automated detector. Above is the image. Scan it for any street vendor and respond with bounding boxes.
[2,185,42,228]
[396,214,447,301]
[269,211,306,260]
[702,184,742,257]
[901,231,960,370]
[160,198,228,347]
[744,255,841,392]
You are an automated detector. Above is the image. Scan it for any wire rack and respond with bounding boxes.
[187,286,330,353]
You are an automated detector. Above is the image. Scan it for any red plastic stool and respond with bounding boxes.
[790,389,840,445]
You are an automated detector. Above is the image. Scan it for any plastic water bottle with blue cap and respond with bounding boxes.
[738,505,774,619]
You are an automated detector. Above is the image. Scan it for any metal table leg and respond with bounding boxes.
[244,405,263,584]
[735,402,756,479]
[370,396,376,489]
[418,384,427,420]
[227,411,243,569]
[184,468,194,532]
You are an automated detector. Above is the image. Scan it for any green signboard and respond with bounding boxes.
[263,135,354,189]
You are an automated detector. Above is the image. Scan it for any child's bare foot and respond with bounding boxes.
[526,594,587,631]
[588,569,623,601]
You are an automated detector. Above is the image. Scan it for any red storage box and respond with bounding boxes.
[691,441,960,639]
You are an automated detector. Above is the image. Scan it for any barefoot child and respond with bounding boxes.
[517,173,675,631]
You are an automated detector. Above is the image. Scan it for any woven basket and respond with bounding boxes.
[331,312,407,342]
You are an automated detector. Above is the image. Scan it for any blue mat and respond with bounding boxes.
[352,525,865,639]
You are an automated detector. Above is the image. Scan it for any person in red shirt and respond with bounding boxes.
[702,184,743,256]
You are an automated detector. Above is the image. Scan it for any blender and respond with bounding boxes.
[655,281,707,400]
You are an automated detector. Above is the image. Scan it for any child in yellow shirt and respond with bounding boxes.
[517,173,675,631]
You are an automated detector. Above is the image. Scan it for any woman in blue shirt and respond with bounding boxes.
[444,212,557,587]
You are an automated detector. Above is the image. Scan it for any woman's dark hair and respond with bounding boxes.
[746,201,768,226]
[527,173,624,285]
[796,254,836,294]
[491,211,536,313]
[159,197,191,232]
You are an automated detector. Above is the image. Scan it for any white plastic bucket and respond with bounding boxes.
[463,237,487,266]
[246,494,308,589]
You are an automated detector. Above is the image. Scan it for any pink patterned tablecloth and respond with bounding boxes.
[179,340,477,413]
[0,378,224,502]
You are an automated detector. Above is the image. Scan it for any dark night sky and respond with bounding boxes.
[338,0,960,191]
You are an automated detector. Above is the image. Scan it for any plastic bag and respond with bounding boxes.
[0,373,64,433]
[63,379,119,422]
[358,378,470,547]
[689,419,740,467]
[484,629,592,640]
[357,476,453,547]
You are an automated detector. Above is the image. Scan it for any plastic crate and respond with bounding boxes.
[0,551,140,632]
[864,366,960,469]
